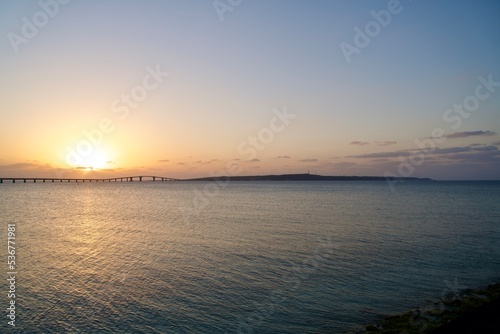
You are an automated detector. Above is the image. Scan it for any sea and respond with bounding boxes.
[0,180,499,333]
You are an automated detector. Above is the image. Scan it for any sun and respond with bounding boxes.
[81,150,109,170]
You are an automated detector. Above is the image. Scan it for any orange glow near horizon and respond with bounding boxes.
[0,1,499,181]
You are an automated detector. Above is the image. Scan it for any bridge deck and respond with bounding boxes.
[0,176,178,183]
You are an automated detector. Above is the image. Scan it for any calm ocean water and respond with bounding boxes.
[1,181,499,333]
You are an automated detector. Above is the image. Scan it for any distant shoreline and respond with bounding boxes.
[0,173,433,184]
[183,173,433,182]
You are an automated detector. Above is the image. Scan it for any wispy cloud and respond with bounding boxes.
[350,141,370,146]
[432,145,496,154]
[158,159,169,163]
[0,162,39,170]
[277,155,291,159]
[374,141,397,146]
[433,146,473,154]
[298,158,318,162]
[448,150,500,162]
[350,140,396,146]
[347,151,403,159]
[348,145,498,159]
[437,130,496,139]
[472,145,498,152]
[249,158,260,162]
[0,161,87,178]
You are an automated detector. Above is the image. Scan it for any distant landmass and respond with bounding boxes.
[184,173,433,182]
[0,173,433,183]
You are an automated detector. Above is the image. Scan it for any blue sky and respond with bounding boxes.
[0,0,499,179]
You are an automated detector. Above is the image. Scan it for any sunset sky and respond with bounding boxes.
[1,0,499,180]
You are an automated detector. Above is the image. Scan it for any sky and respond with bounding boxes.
[0,0,499,180]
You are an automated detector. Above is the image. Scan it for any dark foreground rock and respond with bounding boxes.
[363,283,500,334]
[428,297,500,333]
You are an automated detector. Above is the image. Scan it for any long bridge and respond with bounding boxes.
[0,176,178,184]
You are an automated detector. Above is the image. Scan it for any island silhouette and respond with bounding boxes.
[185,173,432,182]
